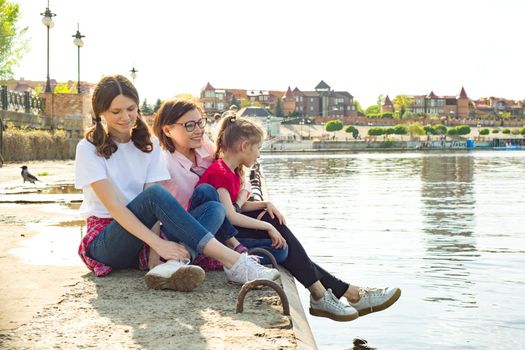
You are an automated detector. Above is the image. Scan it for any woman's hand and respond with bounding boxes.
[267,225,287,249]
[266,202,286,225]
[152,239,191,261]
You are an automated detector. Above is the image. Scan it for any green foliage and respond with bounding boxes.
[393,95,414,118]
[153,98,162,113]
[501,111,511,119]
[325,120,343,132]
[240,99,261,108]
[511,128,521,135]
[230,95,239,109]
[353,99,364,113]
[344,125,359,139]
[141,99,153,114]
[384,127,396,135]
[376,94,385,106]
[423,125,434,135]
[0,0,28,80]
[456,125,471,135]
[492,129,500,134]
[433,124,447,135]
[365,105,380,116]
[37,172,49,176]
[368,127,384,136]
[407,122,425,137]
[393,124,408,135]
[381,113,393,119]
[479,128,490,136]
[521,128,525,135]
[502,128,511,134]
[274,98,284,118]
[447,128,458,136]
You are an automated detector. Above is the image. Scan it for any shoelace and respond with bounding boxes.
[359,287,388,312]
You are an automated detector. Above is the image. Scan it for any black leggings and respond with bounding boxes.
[235,210,350,299]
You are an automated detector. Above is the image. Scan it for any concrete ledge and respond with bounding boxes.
[279,266,318,350]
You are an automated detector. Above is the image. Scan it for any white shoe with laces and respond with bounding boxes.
[224,253,280,284]
[145,259,205,292]
[349,287,401,316]
[309,288,359,322]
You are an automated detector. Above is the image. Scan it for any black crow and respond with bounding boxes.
[20,165,40,184]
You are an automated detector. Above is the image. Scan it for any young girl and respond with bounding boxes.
[197,114,401,322]
[75,75,279,292]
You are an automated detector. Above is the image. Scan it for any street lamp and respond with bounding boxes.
[130,66,138,83]
[72,24,85,94]
[266,115,271,138]
[299,119,304,139]
[41,0,56,93]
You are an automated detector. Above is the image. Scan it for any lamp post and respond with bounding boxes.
[41,0,56,93]
[299,119,304,140]
[266,115,271,139]
[72,24,85,94]
[130,66,138,84]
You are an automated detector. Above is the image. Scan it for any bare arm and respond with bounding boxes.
[91,179,190,261]
[217,188,286,248]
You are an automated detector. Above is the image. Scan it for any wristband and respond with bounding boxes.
[233,203,241,213]
[234,243,248,253]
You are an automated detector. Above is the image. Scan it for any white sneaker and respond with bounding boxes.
[349,287,401,316]
[309,289,359,322]
[145,259,205,292]
[224,253,280,284]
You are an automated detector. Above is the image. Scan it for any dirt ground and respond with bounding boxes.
[0,161,296,349]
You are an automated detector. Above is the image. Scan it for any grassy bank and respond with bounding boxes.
[1,126,77,161]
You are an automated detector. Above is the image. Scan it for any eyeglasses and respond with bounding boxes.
[173,118,207,132]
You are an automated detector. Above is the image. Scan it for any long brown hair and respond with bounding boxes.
[85,74,152,158]
[152,98,204,153]
[214,113,264,183]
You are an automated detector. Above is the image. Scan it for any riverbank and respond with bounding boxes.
[0,161,297,349]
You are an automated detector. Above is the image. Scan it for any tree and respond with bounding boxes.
[240,99,261,108]
[141,99,153,115]
[230,95,239,109]
[433,124,447,135]
[0,0,28,80]
[365,105,380,116]
[393,124,408,136]
[393,95,414,118]
[274,98,284,118]
[153,98,162,113]
[479,128,490,136]
[353,99,364,114]
[325,120,343,137]
[456,125,471,136]
[54,82,75,94]
[368,127,385,136]
[376,94,385,106]
[344,125,359,139]
[407,122,425,139]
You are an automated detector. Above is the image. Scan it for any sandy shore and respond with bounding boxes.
[0,161,296,349]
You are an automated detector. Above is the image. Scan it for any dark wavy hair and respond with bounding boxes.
[152,98,204,153]
[85,74,152,158]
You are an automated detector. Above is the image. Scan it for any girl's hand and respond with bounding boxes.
[153,239,191,261]
[266,202,286,225]
[267,225,287,249]
[148,248,162,270]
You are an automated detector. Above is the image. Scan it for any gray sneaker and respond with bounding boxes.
[349,287,401,316]
[309,289,359,322]
[224,253,280,284]
[145,259,205,292]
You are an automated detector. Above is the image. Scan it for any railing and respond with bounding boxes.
[0,85,45,115]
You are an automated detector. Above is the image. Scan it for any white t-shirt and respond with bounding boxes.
[75,137,170,219]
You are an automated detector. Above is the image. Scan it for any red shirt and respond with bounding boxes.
[196,159,241,203]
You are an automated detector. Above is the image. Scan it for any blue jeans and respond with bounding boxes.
[88,184,222,269]
[189,184,238,244]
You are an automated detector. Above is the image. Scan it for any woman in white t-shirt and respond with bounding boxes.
[75,75,279,291]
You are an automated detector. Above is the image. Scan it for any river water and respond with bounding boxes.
[259,151,525,350]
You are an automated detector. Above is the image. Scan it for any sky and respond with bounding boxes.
[12,0,525,108]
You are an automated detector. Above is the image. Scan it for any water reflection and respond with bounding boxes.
[420,154,479,309]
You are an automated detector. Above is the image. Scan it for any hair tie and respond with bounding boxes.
[229,115,236,123]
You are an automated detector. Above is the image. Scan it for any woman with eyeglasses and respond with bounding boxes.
[153,97,401,322]
[152,99,289,270]
[74,75,279,292]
